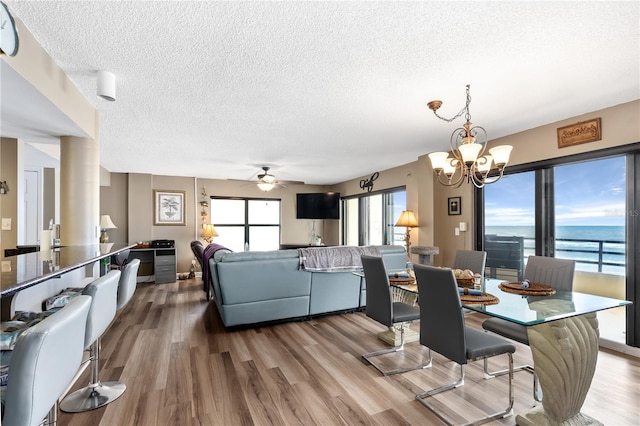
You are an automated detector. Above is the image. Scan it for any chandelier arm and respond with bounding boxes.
[438,166,465,187]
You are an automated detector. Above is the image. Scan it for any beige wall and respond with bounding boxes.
[428,100,640,266]
[42,168,55,229]
[100,172,128,244]
[99,173,330,273]
[329,161,435,264]
[1,139,19,253]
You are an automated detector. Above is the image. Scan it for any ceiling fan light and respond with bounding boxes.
[257,182,275,191]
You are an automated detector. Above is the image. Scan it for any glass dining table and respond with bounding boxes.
[393,277,631,426]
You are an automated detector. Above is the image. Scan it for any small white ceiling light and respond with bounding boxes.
[97,70,116,101]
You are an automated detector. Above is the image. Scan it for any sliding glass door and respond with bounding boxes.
[482,154,632,345]
[342,187,406,247]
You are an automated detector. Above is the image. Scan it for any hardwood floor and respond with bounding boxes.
[59,278,640,425]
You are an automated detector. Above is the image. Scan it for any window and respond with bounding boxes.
[210,197,280,252]
[554,158,625,275]
[342,187,406,247]
[480,149,638,347]
[483,157,626,277]
[483,172,535,281]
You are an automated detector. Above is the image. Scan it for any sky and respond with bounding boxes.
[485,156,626,227]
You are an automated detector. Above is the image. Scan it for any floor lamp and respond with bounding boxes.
[396,210,418,259]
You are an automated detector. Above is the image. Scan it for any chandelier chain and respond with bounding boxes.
[431,84,472,123]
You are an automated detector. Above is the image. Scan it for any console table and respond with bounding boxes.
[127,247,176,284]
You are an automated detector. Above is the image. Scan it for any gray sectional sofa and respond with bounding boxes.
[207,245,407,327]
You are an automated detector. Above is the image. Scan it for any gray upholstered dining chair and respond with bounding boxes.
[413,264,515,425]
[361,255,430,376]
[482,255,575,402]
[3,295,92,426]
[60,270,123,413]
[453,249,487,276]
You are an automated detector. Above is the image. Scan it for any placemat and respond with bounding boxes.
[498,282,556,296]
[460,291,499,305]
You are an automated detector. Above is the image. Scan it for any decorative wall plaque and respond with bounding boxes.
[557,118,601,148]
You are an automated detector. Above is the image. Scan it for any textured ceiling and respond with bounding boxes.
[2,1,639,185]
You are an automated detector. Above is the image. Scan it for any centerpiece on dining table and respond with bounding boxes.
[453,269,481,288]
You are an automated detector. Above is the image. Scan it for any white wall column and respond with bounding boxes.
[60,136,99,245]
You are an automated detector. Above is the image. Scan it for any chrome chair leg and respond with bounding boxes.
[483,358,541,403]
[59,338,126,412]
[417,353,514,426]
[362,322,431,376]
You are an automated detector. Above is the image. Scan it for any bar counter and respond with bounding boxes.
[1,243,134,298]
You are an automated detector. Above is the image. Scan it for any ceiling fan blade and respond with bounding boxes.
[276,180,305,185]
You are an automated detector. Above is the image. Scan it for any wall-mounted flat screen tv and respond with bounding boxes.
[296,192,341,220]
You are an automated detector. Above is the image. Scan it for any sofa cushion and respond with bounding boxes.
[217,257,311,304]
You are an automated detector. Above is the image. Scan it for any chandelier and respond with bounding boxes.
[426,85,512,188]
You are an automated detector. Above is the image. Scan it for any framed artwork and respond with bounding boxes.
[448,196,461,216]
[154,190,186,225]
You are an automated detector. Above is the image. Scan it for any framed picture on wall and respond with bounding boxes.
[154,190,186,225]
[448,196,461,216]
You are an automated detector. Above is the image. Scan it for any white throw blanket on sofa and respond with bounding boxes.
[298,246,381,272]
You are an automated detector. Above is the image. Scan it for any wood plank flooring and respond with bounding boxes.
[59,278,640,425]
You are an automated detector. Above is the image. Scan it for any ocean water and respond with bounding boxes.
[485,225,625,275]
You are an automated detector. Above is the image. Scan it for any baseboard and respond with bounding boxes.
[600,338,640,358]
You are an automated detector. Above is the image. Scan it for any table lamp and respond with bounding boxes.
[99,215,117,243]
[395,210,418,258]
[201,223,219,244]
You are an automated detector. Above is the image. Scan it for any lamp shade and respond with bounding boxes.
[395,210,419,228]
[201,224,219,239]
[99,215,117,230]
[489,145,513,166]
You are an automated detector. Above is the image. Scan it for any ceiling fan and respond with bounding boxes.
[231,166,304,191]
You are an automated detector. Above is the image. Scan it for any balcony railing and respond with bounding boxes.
[522,237,625,275]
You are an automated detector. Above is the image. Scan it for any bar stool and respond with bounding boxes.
[117,258,140,310]
[59,270,122,413]
[2,295,92,426]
